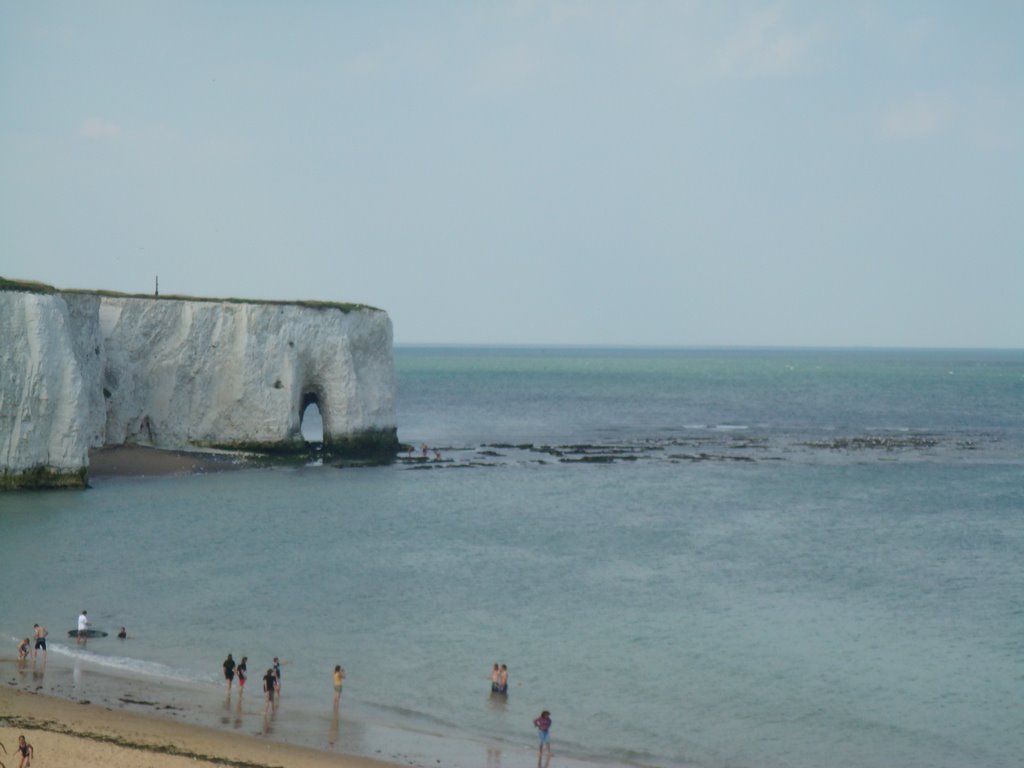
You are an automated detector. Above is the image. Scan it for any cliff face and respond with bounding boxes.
[0,291,98,486]
[1,286,397,489]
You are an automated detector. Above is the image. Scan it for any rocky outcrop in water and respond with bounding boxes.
[1,280,397,488]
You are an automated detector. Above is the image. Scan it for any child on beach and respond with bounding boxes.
[15,735,33,768]
[533,710,552,760]
[17,638,30,660]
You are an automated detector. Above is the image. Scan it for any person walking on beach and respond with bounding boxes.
[533,710,552,764]
[223,653,236,692]
[14,735,33,768]
[333,664,346,707]
[263,667,277,714]
[77,610,90,642]
[31,624,47,661]
[237,656,248,694]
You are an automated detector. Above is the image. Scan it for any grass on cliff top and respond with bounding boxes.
[66,289,380,313]
[0,276,58,294]
[0,277,378,312]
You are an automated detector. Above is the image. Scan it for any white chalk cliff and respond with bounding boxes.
[1,284,397,488]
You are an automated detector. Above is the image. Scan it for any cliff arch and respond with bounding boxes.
[300,391,324,444]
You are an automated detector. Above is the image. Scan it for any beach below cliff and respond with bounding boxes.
[88,445,248,478]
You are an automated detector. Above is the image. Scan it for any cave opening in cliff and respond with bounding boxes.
[300,392,324,445]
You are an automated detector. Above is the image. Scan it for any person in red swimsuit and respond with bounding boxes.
[237,656,248,691]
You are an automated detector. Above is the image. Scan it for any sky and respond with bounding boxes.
[2,2,1021,347]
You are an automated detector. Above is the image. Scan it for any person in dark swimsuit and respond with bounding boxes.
[272,656,286,693]
[223,654,236,692]
[263,668,277,714]
[15,735,33,768]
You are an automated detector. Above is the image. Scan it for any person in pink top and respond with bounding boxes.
[533,710,552,762]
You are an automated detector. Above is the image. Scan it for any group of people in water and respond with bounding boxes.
[16,613,130,663]
[222,653,347,714]
[222,653,299,715]
[490,662,510,694]
[72,610,128,643]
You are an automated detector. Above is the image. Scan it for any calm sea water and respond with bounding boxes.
[2,347,1023,768]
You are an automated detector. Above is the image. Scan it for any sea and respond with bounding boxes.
[2,346,1022,768]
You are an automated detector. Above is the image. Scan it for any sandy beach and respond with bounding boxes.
[0,682,395,768]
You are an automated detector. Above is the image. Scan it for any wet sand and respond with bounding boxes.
[88,446,247,478]
[0,682,395,768]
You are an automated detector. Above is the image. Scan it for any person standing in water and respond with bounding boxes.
[223,654,236,692]
[263,667,277,714]
[333,665,346,707]
[272,656,287,694]
[237,656,248,694]
[77,610,90,642]
[32,624,47,661]
[498,663,509,694]
[490,662,500,692]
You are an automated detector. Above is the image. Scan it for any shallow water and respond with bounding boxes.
[2,347,1023,768]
